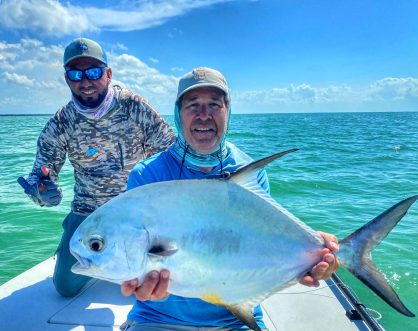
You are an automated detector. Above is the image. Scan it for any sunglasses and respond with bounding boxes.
[66,67,107,82]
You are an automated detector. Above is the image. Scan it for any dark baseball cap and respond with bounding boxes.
[63,38,107,67]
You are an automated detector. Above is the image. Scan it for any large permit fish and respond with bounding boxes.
[70,149,416,330]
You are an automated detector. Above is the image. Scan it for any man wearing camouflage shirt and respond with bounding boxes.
[18,38,175,297]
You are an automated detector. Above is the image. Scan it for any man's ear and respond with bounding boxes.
[64,73,71,87]
[106,67,113,80]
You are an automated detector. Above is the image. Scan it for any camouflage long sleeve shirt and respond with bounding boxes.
[30,85,175,215]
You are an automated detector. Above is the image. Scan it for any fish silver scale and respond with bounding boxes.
[70,149,418,326]
[70,178,325,305]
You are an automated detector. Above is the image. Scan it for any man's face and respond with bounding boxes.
[180,87,228,154]
[65,57,112,108]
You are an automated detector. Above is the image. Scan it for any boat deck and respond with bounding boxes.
[0,257,378,330]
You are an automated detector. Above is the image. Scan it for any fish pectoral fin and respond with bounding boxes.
[148,240,178,257]
[226,303,262,331]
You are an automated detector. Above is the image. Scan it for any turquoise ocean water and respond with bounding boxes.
[1,112,417,330]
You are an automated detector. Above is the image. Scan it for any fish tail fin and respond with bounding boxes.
[338,195,418,317]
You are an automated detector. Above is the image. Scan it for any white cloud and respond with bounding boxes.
[85,0,232,32]
[170,67,185,72]
[234,84,355,106]
[2,72,35,87]
[0,0,232,37]
[167,27,183,39]
[232,79,418,113]
[0,39,72,113]
[111,54,178,109]
[111,43,128,52]
[1,38,417,115]
[0,39,178,114]
[0,0,97,37]
[149,57,159,64]
[0,96,20,107]
[366,77,418,101]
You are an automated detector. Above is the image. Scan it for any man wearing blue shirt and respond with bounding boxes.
[120,67,339,330]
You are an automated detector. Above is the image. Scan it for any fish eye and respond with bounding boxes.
[88,237,104,252]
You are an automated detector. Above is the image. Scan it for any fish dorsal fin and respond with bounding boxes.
[228,148,298,192]
[227,148,319,239]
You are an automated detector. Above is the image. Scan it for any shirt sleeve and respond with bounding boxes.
[128,94,176,158]
[144,106,176,157]
[127,162,147,190]
[30,112,67,181]
[126,153,164,190]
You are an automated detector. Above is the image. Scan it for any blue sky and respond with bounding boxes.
[0,0,418,115]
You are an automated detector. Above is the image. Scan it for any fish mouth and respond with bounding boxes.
[70,250,92,271]
[70,250,125,284]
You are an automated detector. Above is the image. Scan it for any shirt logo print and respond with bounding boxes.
[84,145,104,159]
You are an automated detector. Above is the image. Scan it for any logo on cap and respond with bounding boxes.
[78,41,88,53]
[193,68,207,80]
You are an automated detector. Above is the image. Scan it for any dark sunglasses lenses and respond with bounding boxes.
[66,67,106,82]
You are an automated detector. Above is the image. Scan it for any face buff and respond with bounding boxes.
[72,85,118,120]
[168,103,231,170]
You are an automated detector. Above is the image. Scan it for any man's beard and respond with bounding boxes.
[74,87,108,108]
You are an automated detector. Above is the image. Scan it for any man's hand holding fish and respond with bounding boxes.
[299,231,340,287]
[121,269,170,301]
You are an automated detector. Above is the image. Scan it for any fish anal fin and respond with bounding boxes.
[201,290,263,331]
[226,303,263,331]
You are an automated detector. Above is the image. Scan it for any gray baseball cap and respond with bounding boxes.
[176,67,229,102]
[63,38,107,67]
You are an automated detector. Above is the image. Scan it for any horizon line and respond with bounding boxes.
[1,110,418,117]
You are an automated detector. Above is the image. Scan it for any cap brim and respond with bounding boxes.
[177,83,228,101]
